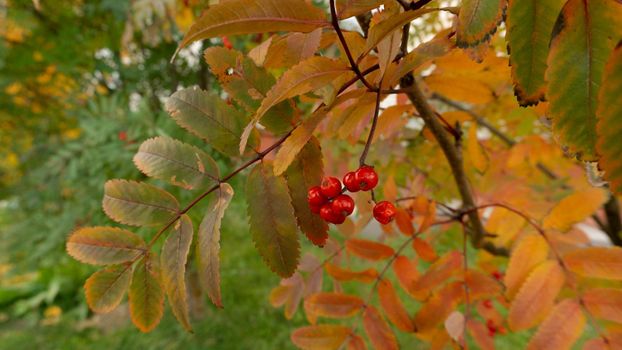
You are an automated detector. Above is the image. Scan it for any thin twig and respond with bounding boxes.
[329,0,376,91]
[359,85,383,166]
[460,221,470,348]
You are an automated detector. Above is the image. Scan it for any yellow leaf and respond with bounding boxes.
[291,324,351,350]
[504,234,549,299]
[467,125,489,173]
[563,247,622,280]
[526,299,585,350]
[543,188,608,231]
[508,261,565,331]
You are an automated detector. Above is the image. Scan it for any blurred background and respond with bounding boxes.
[0,0,307,348]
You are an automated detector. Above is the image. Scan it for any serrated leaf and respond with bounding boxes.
[197,183,234,307]
[166,87,256,157]
[67,226,145,265]
[241,57,350,153]
[414,282,463,333]
[345,239,395,261]
[264,28,323,69]
[175,0,328,55]
[506,0,565,105]
[582,288,622,324]
[291,324,351,350]
[325,263,378,283]
[102,180,179,227]
[273,108,328,176]
[161,215,193,331]
[246,162,300,277]
[545,0,622,160]
[563,247,622,280]
[133,136,219,190]
[526,299,585,350]
[85,264,133,313]
[304,292,363,324]
[392,256,419,297]
[543,188,608,231]
[464,270,501,300]
[346,334,367,350]
[376,22,402,80]
[203,47,294,135]
[508,260,565,331]
[467,125,489,173]
[129,254,164,333]
[597,42,622,194]
[505,234,549,299]
[412,238,437,262]
[337,0,386,19]
[363,305,398,350]
[284,137,329,247]
[378,280,415,332]
[456,0,506,47]
[411,251,462,300]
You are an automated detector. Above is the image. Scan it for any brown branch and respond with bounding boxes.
[359,86,382,166]
[402,76,486,247]
[329,0,376,91]
[604,196,622,246]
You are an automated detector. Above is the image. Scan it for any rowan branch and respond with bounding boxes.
[359,86,382,166]
[402,76,486,247]
[329,0,375,91]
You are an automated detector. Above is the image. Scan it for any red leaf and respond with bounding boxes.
[363,306,398,350]
[378,280,415,332]
[346,239,395,261]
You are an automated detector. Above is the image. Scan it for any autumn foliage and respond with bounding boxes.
[65,0,622,348]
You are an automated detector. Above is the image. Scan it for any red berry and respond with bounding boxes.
[491,270,503,281]
[222,36,233,49]
[483,299,493,309]
[373,201,396,225]
[355,166,378,191]
[320,204,346,224]
[310,204,322,214]
[343,171,360,192]
[331,194,355,216]
[118,131,127,142]
[307,186,327,206]
[320,177,342,198]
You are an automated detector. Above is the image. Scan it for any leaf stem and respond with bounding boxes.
[359,86,382,166]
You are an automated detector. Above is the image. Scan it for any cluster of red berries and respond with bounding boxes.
[307,166,397,225]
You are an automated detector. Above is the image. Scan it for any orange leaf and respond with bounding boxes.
[394,208,414,236]
[285,273,305,320]
[508,261,565,331]
[291,324,351,350]
[414,282,463,334]
[526,299,585,350]
[270,285,291,308]
[346,334,367,350]
[418,200,436,234]
[363,306,398,350]
[345,239,395,261]
[66,226,146,266]
[378,280,415,332]
[582,288,622,324]
[325,263,378,283]
[467,320,494,350]
[304,292,363,324]
[467,124,489,173]
[412,238,437,262]
[563,247,622,280]
[411,251,462,300]
[392,256,419,297]
[543,188,608,232]
[504,234,549,299]
[464,269,501,300]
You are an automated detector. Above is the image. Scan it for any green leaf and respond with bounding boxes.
[129,254,164,333]
[133,136,220,190]
[546,0,622,160]
[273,107,329,176]
[240,56,351,154]
[337,0,386,19]
[102,180,179,227]
[67,226,145,265]
[174,0,328,56]
[456,0,507,47]
[197,183,234,308]
[597,42,622,194]
[506,0,565,106]
[246,162,300,278]
[203,47,294,135]
[284,137,329,247]
[161,215,193,332]
[85,264,133,313]
[166,87,257,157]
